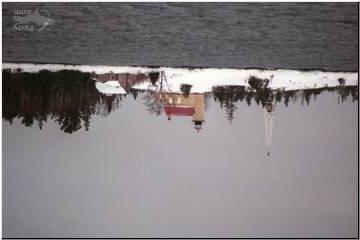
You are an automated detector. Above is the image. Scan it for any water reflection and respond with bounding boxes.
[2,69,125,133]
[3,68,358,139]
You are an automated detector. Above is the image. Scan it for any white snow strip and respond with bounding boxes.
[2,63,160,74]
[3,63,358,94]
[132,68,358,93]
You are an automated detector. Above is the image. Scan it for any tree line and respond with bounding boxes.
[3,70,358,133]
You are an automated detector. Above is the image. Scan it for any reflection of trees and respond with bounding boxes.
[335,86,358,103]
[143,92,164,116]
[248,76,270,90]
[180,84,192,98]
[213,85,358,120]
[212,85,276,122]
[96,94,123,117]
[149,72,160,86]
[142,71,169,116]
[4,68,358,132]
[213,86,246,123]
[2,69,123,133]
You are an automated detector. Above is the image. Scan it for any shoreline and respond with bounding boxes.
[2,62,358,74]
[3,62,358,94]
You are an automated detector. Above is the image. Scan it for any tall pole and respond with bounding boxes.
[264,100,275,156]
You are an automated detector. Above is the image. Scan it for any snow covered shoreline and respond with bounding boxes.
[2,63,358,93]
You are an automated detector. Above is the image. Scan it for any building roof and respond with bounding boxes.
[95,81,126,95]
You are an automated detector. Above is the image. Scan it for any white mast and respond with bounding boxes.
[264,101,275,156]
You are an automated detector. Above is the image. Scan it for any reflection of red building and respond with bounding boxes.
[161,93,205,132]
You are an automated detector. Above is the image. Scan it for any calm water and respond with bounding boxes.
[2,69,358,238]
[2,2,359,238]
[2,3,359,71]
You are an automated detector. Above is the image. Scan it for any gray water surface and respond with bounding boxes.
[2,3,359,238]
[2,69,358,237]
[2,3,359,71]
